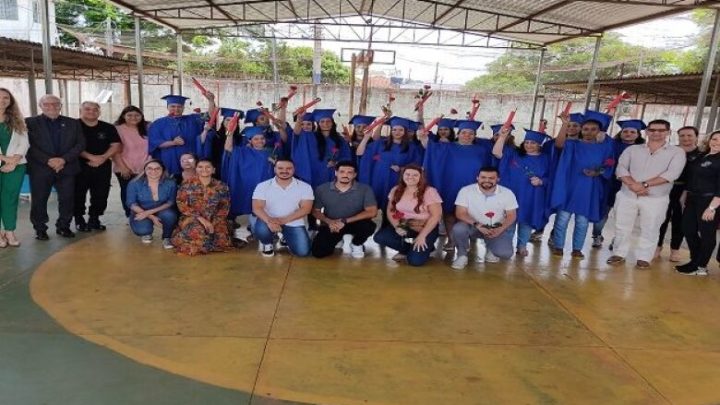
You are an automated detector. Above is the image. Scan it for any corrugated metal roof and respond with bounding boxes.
[108,0,719,47]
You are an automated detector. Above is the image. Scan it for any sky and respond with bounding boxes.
[287,13,701,86]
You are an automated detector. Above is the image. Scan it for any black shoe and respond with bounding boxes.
[675,262,697,273]
[75,218,91,232]
[56,228,76,238]
[35,230,49,241]
[87,218,107,231]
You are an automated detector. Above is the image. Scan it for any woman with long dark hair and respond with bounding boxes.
[373,164,442,266]
[676,130,720,276]
[113,105,150,217]
[357,116,423,211]
[0,88,28,247]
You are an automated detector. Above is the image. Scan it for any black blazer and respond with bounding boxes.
[25,115,85,176]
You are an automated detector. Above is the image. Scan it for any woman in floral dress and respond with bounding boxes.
[172,159,232,255]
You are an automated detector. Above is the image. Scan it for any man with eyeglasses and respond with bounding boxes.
[606,119,686,269]
[26,94,85,240]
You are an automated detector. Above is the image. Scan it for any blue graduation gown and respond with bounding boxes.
[196,128,215,160]
[602,139,634,212]
[423,141,492,213]
[221,145,274,216]
[358,141,424,209]
[148,114,204,175]
[550,138,615,222]
[500,148,552,230]
[292,131,352,188]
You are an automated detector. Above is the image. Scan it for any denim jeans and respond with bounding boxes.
[129,208,177,239]
[592,215,607,238]
[552,210,589,251]
[252,218,311,257]
[373,225,439,266]
[451,221,515,259]
[516,222,533,249]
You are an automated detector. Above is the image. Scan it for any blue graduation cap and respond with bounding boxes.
[161,95,190,106]
[312,109,336,122]
[583,110,612,132]
[350,115,375,126]
[410,120,422,133]
[300,112,314,122]
[220,108,245,119]
[617,119,647,131]
[457,120,482,132]
[437,118,457,129]
[490,124,514,134]
[242,126,266,138]
[388,116,414,131]
[523,129,547,144]
[569,113,585,124]
[244,108,262,124]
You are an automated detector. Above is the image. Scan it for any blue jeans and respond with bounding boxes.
[516,222,533,249]
[373,225,439,266]
[129,208,177,239]
[592,215,607,238]
[552,210,589,251]
[252,219,311,257]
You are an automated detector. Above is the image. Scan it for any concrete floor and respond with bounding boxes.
[3,193,720,405]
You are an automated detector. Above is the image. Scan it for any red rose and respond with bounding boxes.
[256,100,263,106]
[290,85,298,91]
[392,211,405,220]
[373,153,381,161]
[389,95,396,102]
[424,84,431,90]
[331,147,339,153]
[450,108,458,115]
[485,212,495,219]
[604,158,616,167]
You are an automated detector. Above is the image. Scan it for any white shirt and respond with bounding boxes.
[455,184,518,226]
[3,129,29,165]
[252,177,314,227]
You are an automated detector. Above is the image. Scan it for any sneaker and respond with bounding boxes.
[635,260,651,269]
[391,253,406,262]
[451,255,468,270]
[261,243,275,257]
[484,250,500,263]
[675,262,696,273]
[350,244,365,258]
[529,231,543,243]
[571,250,585,259]
[677,265,708,276]
[162,238,174,250]
[443,241,455,251]
[141,235,153,244]
[696,267,709,276]
[591,235,603,248]
[516,247,528,257]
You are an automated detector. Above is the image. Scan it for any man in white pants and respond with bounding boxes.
[607,119,686,269]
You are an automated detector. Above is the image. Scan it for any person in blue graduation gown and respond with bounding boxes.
[292,109,352,188]
[489,123,517,173]
[421,119,492,250]
[493,128,552,256]
[550,110,615,257]
[241,108,290,153]
[210,107,244,180]
[357,116,424,210]
[347,115,376,161]
[148,93,216,175]
[221,125,276,221]
[429,118,457,143]
[589,119,646,248]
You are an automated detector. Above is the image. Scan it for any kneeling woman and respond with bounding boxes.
[373,164,442,266]
[172,159,232,255]
[126,160,178,249]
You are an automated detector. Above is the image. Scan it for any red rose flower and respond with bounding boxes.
[604,158,616,167]
[485,212,495,219]
[424,84,431,90]
[256,100,263,106]
[373,153,381,161]
[392,211,405,220]
[450,108,458,115]
[290,85,298,91]
[331,147,339,154]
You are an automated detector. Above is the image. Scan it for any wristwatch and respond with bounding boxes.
[642,182,649,188]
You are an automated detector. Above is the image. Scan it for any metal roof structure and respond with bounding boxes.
[545,71,720,106]
[109,0,720,48]
[0,37,173,83]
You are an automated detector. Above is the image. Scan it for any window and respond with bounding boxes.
[0,0,18,20]
[32,0,39,23]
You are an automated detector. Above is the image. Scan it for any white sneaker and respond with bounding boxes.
[451,255,468,270]
[484,250,500,263]
[234,227,250,242]
[162,238,174,250]
[350,243,365,258]
[141,235,153,244]
[696,267,709,276]
[261,243,275,257]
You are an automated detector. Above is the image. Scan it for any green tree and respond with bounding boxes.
[465,33,684,93]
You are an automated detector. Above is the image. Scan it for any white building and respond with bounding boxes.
[0,0,57,44]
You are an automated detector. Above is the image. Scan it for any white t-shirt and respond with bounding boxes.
[454,184,518,226]
[252,177,315,227]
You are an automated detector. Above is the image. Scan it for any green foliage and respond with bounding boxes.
[465,33,688,93]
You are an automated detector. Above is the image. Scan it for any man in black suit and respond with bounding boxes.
[26,94,85,240]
